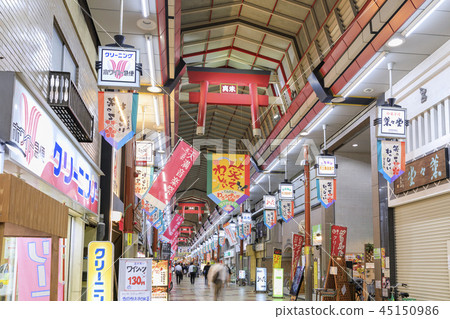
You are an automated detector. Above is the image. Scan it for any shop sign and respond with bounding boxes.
[242,212,252,223]
[263,195,277,209]
[279,200,294,222]
[160,214,184,243]
[152,259,169,287]
[10,79,100,214]
[207,153,250,213]
[291,234,304,281]
[316,178,336,208]
[256,267,267,292]
[87,241,114,301]
[273,248,282,269]
[236,224,244,240]
[377,140,406,183]
[135,166,153,198]
[393,148,449,194]
[118,258,152,301]
[239,270,246,279]
[220,83,238,94]
[316,155,337,177]
[376,106,407,139]
[312,224,322,246]
[224,224,238,246]
[273,268,284,298]
[136,141,154,166]
[98,91,139,150]
[243,223,251,239]
[16,238,52,301]
[98,47,140,87]
[144,141,199,210]
[279,182,294,199]
[331,225,347,257]
[263,209,277,229]
[161,243,171,260]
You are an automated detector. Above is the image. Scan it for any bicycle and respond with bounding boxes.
[389,283,410,301]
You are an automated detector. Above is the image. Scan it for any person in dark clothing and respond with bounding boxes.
[202,262,211,284]
[175,263,183,285]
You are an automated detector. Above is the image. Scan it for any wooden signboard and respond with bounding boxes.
[394,148,449,194]
[321,256,352,301]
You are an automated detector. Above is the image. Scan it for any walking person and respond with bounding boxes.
[189,262,198,284]
[175,263,183,285]
[208,263,228,301]
[203,262,211,284]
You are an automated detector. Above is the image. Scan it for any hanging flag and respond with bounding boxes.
[236,224,244,240]
[377,140,406,182]
[207,154,250,213]
[291,234,304,282]
[135,166,153,198]
[331,225,347,257]
[224,225,237,246]
[144,140,199,210]
[243,223,251,239]
[98,92,138,149]
[279,200,294,222]
[160,214,184,243]
[316,178,336,208]
[263,209,277,229]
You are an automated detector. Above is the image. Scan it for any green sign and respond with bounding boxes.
[273,268,284,298]
[374,248,381,259]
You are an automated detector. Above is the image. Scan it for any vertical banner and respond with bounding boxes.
[135,166,153,198]
[331,225,347,257]
[98,92,139,150]
[87,241,114,301]
[273,248,282,269]
[17,238,52,301]
[279,200,294,222]
[316,178,337,208]
[144,141,200,210]
[243,223,251,239]
[291,234,304,281]
[207,154,250,213]
[263,209,277,229]
[377,140,406,182]
[224,225,237,246]
[160,214,184,243]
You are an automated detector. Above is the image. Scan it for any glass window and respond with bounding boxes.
[52,25,78,84]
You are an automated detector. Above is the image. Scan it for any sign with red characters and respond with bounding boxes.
[331,225,347,257]
[291,234,304,281]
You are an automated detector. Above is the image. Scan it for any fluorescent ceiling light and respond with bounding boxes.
[141,0,149,18]
[153,95,161,127]
[146,35,160,94]
[342,52,388,98]
[405,0,445,38]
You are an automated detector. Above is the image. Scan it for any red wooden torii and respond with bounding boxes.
[187,67,271,137]
[178,202,206,223]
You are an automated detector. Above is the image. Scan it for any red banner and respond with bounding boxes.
[291,234,304,281]
[161,214,184,243]
[144,141,199,210]
[331,225,347,257]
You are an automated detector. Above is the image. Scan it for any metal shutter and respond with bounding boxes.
[394,194,450,301]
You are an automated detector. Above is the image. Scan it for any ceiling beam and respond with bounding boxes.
[281,0,311,11]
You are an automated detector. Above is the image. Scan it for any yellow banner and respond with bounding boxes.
[87,241,114,301]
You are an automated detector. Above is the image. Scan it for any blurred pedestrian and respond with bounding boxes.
[208,263,229,300]
[203,262,211,284]
[188,262,198,284]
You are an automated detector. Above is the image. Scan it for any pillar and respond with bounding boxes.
[196,81,209,135]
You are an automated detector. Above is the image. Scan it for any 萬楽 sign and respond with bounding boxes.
[87,241,114,301]
[98,47,140,88]
[376,106,407,139]
[220,83,238,94]
[273,268,284,298]
[10,79,99,215]
[316,155,337,177]
[393,147,449,194]
[256,267,267,292]
[118,258,152,301]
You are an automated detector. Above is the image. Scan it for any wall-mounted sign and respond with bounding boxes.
[273,268,284,298]
[316,156,337,177]
[118,258,152,301]
[207,153,250,213]
[10,79,100,214]
[220,83,238,94]
[136,141,154,166]
[393,148,449,194]
[98,47,140,87]
[331,225,347,257]
[376,106,407,139]
[87,242,114,301]
[316,178,336,208]
[279,182,294,199]
[378,140,406,183]
[263,195,277,209]
[256,267,267,292]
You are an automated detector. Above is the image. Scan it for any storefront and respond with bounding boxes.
[0,73,101,300]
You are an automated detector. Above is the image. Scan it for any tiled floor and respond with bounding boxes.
[169,275,290,301]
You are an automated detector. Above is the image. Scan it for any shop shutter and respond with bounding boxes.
[394,194,450,301]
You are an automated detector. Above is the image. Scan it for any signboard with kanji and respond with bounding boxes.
[118,258,152,301]
[220,83,238,94]
[135,166,153,198]
[87,241,114,301]
[264,209,277,229]
[376,106,407,139]
[136,141,154,166]
[279,182,294,199]
[263,195,277,209]
[291,234,304,281]
[393,148,449,194]
[98,47,140,88]
[377,140,406,182]
[316,156,337,177]
[207,153,250,213]
[316,178,336,208]
[331,225,347,257]
[98,92,139,150]
[273,248,282,269]
[279,200,294,222]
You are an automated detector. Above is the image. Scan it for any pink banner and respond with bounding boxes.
[331,225,347,257]
[17,238,52,301]
[144,141,199,211]
[161,214,184,243]
[291,234,304,282]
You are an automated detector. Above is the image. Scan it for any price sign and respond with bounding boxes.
[125,261,147,291]
[118,258,152,301]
